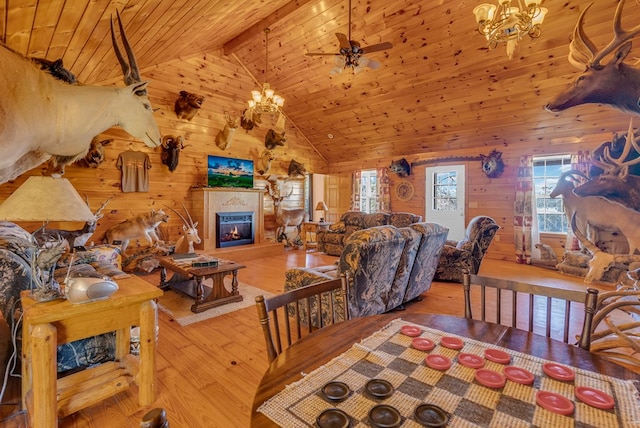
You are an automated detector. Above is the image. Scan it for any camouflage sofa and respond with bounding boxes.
[317,211,423,256]
[0,222,119,374]
[434,216,500,283]
[285,222,448,324]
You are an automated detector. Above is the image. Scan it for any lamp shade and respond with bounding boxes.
[531,7,547,25]
[315,201,328,212]
[473,4,497,23]
[0,176,95,222]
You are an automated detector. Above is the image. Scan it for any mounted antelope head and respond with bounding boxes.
[0,10,161,184]
[546,0,640,115]
[266,178,307,243]
[165,204,200,254]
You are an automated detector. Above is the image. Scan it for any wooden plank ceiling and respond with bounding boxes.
[2,0,639,164]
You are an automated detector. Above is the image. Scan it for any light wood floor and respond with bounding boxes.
[0,250,619,427]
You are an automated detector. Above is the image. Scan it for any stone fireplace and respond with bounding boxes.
[216,211,254,248]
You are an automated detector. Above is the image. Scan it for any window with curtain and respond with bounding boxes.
[351,168,391,213]
[533,155,572,233]
[360,169,377,213]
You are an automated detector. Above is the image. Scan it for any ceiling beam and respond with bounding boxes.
[223,0,313,56]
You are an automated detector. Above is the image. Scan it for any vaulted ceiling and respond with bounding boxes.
[2,0,640,165]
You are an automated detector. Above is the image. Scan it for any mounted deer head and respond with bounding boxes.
[546,0,640,115]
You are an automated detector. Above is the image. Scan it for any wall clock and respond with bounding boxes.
[395,181,415,201]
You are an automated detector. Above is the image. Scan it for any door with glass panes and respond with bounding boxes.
[425,165,466,241]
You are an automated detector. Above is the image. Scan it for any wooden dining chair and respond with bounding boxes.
[462,270,599,349]
[256,274,349,362]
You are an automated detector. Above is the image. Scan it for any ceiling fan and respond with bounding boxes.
[305,0,393,74]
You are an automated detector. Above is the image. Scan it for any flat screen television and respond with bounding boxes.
[207,155,254,189]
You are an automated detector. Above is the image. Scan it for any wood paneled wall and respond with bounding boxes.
[0,45,619,264]
[0,50,328,242]
[328,138,606,262]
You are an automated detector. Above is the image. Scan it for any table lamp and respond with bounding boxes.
[0,175,95,301]
[315,201,328,223]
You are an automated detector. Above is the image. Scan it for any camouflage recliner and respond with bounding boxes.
[434,216,500,283]
[285,222,448,324]
[317,211,422,256]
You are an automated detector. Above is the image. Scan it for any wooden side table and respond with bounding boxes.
[301,222,331,250]
[21,276,162,427]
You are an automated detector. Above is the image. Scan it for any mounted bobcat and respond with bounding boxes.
[105,209,169,255]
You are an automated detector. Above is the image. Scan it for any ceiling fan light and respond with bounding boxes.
[248,100,256,108]
[251,90,262,103]
[274,96,284,107]
[265,88,275,99]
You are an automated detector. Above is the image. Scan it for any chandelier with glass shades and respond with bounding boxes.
[247,28,284,115]
[472,0,548,60]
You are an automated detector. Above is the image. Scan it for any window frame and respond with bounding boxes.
[360,169,377,213]
[533,154,572,234]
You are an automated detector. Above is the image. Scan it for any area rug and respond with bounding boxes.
[157,281,274,326]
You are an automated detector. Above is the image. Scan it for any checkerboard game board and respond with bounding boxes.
[258,318,640,427]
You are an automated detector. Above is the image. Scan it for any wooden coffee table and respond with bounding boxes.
[158,256,245,313]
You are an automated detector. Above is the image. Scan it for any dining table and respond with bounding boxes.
[251,312,640,427]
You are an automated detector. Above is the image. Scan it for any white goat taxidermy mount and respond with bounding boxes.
[0,11,161,184]
[165,204,201,254]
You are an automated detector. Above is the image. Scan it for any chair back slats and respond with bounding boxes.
[463,270,598,350]
[256,274,350,362]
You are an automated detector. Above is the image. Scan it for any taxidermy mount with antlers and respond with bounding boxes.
[33,196,112,251]
[266,178,307,244]
[0,10,161,184]
[546,0,640,115]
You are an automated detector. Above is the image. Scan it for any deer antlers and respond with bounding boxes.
[570,0,640,70]
[592,119,640,173]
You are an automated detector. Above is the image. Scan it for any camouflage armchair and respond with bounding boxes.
[286,225,407,318]
[434,216,500,283]
[403,222,450,302]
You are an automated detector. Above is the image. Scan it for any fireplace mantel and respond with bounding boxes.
[190,188,265,251]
